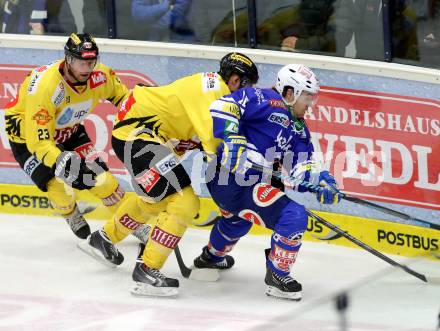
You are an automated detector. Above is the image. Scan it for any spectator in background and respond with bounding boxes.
[187,0,246,44]
[411,0,439,66]
[83,0,107,37]
[257,1,340,55]
[131,0,194,42]
[45,0,76,35]
[210,3,248,47]
[335,0,419,61]
[2,0,46,34]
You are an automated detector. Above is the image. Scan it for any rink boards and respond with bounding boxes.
[1,183,437,261]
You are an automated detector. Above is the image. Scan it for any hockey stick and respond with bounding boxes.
[174,245,219,282]
[250,163,439,231]
[307,210,432,283]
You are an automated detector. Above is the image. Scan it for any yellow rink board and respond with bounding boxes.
[0,184,438,260]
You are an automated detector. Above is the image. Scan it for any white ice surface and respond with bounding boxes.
[0,213,439,331]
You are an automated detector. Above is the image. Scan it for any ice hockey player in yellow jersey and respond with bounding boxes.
[4,33,146,242]
[81,52,259,297]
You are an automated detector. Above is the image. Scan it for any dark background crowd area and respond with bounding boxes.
[1,0,440,68]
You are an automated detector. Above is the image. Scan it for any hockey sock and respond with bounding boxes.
[89,172,127,214]
[103,195,166,243]
[142,186,199,269]
[47,177,76,215]
[205,215,252,262]
[267,202,308,277]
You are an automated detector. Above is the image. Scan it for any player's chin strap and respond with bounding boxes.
[250,163,440,231]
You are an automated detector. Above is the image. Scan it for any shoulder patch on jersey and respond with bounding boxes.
[202,72,220,92]
[90,71,107,89]
[238,209,265,227]
[268,112,290,128]
[222,103,241,119]
[32,108,53,125]
[252,183,285,207]
[51,82,66,107]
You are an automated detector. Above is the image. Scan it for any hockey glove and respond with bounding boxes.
[54,151,97,190]
[315,171,341,204]
[221,135,248,173]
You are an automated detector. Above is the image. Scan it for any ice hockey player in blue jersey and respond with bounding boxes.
[193,64,342,300]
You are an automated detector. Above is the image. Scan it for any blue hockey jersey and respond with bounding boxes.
[209,87,314,177]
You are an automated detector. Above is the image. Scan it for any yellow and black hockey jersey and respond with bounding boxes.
[5,60,128,168]
[112,72,231,155]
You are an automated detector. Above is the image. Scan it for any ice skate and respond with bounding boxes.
[131,223,151,244]
[193,246,235,270]
[77,229,124,268]
[63,205,90,239]
[264,268,302,301]
[131,244,179,297]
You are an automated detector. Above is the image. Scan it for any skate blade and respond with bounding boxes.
[189,266,220,282]
[265,286,302,301]
[131,282,178,298]
[77,240,118,269]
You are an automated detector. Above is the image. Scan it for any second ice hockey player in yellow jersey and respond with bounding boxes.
[82,52,259,297]
[4,33,146,243]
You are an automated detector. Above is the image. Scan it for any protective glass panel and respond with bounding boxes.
[391,1,440,69]
[255,0,385,60]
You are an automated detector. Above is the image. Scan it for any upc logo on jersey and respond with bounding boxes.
[253,183,284,207]
[268,113,290,128]
[238,209,266,227]
[57,107,73,125]
[135,167,161,193]
[90,71,107,89]
[56,100,92,128]
[156,154,179,175]
[151,226,181,249]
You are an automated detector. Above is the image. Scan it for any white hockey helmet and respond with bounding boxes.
[275,64,320,105]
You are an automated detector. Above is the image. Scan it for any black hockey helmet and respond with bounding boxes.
[218,52,259,86]
[64,33,99,60]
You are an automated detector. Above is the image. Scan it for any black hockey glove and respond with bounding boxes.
[54,151,97,190]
